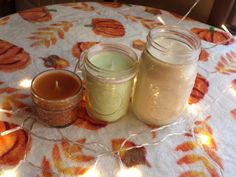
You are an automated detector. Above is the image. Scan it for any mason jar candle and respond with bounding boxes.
[132,26,201,126]
[79,43,138,123]
[31,70,82,127]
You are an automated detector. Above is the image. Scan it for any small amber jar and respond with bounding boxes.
[31,70,83,127]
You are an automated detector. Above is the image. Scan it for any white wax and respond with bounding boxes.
[148,37,193,64]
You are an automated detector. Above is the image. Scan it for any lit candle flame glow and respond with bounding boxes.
[19,79,32,88]
[117,167,142,177]
[157,16,166,25]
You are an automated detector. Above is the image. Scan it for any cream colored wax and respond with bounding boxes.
[132,38,198,126]
[86,51,134,122]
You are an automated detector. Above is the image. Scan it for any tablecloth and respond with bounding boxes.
[0,2,236,177]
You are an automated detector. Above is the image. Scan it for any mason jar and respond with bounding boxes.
[78,43,138,123]
[132,26,201,126]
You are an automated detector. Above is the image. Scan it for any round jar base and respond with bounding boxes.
[132,107,186,126]
[86,107,125,124]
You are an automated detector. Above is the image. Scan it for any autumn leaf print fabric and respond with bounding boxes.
[0,2,235,177]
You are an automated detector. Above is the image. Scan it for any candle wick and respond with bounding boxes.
[55,81,59,89]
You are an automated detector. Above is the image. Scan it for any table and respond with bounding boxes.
[0,2,236,177]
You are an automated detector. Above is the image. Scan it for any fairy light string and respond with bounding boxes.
[0,1,234,176]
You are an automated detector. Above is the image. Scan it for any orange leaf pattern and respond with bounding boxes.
[0,16,10,26]
[72,41,98,60]
[0,2,234,176]
[29,21,73,48]
[132,39,146,51]
[124,15,162,29]
[99,2,123,8]
[0,121,31,166]
[199,49,209,62]
[145,7,162,15]
[112,138,151,167]
[62,2,99,14]
[215,51,236,75]
[52,144,88,176]
[37,156,53,177]
[0,83,31,117]
[61,139,95,163]
[232,79,236,91]
[180,171,207,177]
[176,141,198,152]
[176,116,223,177]
[230,109,236,120]
[189,74,209,104]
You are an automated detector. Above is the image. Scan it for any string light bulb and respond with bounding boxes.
[0,169,17,177]
[116,167,142,177]
[81,167,101,177]
[221,24,231,35]
[157,16,166,25]
[186,104,199,116]
[19,79,32,88]
[199,133,211,146]
[230,88,236,96]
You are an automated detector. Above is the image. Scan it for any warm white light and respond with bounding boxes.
[0,169,17,177]
[0,127,21,136]
[117,167,142,177]
[221,24,231,35]
[81,167,101,177]
[230,88,236,96]
[157,16,166,25]
[186,104,199,116]
[200,134,211,146]
[19,79,32,88]
[0,108,12,114]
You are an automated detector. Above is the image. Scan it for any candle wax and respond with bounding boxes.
[90,51,133,71]
[132,37,198,126]
[86,51,134,122]
[32,71,81,100]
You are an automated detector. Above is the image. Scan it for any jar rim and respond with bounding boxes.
[147,25,201,64]
[83,43,138,82]
[31,69,83,103]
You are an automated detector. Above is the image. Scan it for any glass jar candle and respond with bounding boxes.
[31,70,82,127]
[132,26,201,126]
[78,43,138,123]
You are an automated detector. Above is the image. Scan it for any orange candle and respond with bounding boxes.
[31,70,82,127]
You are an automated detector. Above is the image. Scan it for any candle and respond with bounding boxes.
[80,43,138,123]
[31,70,82,127]
[132,26,201,126]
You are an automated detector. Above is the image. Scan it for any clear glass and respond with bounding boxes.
[132,26,201,126]
[79,43,138,123]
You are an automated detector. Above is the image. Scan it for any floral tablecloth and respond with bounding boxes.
[0,2,236,177]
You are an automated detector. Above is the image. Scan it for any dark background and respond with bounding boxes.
[0,0,236,33]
